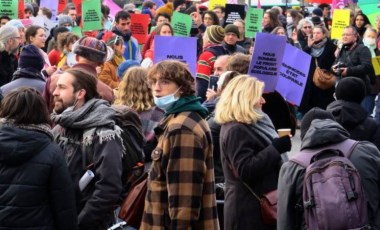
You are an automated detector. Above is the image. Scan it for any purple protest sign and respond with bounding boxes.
[145,0,164,8]
[154,36,197,77]
[276,44,311,106]
[248,33,287,92]
[40,0,58,20]
[103,0,122,17]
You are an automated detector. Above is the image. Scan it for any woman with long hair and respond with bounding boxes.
[143,22,173,62]
[262,10,282,33]
[215,75,291,230]
[114,67,164,161]
[352,13,371,38]
[286,9,303,38]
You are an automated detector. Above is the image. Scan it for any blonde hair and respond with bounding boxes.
[114,67,154,112]
[215,75,265,125]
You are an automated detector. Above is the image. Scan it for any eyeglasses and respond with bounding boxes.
[12,36,21,40]
[342,33,354,37]
[303,26,312,29]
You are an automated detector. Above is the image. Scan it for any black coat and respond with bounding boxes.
[220,122,282,230]
[0,51,17,87]
[299,39,336,114]
[0,125,77,229]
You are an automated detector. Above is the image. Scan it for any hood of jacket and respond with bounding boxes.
[326,100,368,130]
[0,125,52,166]
[301,119,350,150]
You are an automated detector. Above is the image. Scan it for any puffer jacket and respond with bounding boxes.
[0,124,77,230]
[277,119,380,230]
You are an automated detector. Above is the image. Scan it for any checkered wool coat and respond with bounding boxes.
[140,111,220,230]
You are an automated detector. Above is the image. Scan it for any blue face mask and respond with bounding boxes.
[154,88,180,111]
[66,26,73,31]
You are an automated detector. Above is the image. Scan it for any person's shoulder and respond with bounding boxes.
[168,111,209,135]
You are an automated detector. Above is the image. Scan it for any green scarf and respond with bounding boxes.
[165,95,209,118]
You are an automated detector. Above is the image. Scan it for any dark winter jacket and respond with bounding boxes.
[220,122,282,230]
[277,119,380,230]
[0,123,77,230]
[1,68,46,95]
[327,100,380,150]
[334,43,375,94]
[0,51,18,87]
[299,39,336,114]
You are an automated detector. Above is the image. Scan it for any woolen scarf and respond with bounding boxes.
[311,38,327,57]
[247,111,278,145]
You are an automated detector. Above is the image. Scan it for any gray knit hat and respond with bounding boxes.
[58,15,73,27]
[206,25,225,44]
[224,24,240,38]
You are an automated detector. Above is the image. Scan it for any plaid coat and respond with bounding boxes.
[140,111,219,230]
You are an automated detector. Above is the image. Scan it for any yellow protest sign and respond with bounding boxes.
[372,56,380,76]
[331,9,350,40]
[209,0,226,10]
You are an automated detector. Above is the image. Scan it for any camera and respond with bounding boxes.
[334,62,346,76]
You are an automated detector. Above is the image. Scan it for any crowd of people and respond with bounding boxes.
[0,0,380,229]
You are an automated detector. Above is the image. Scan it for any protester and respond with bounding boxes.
[203,11,219,27]
[141,1,157,20]
[299,25,336,115]
[352,12,371,38]
[233,19,251,52]
[62,3,78,26]
[0,25,21,87]
[55,32,80,69]
[116,59,140,80]
[24,3,34,19]
[363,27,378,57]
[223,24,246,54]
[213,5,225,26]
[25,25,57,78]
[215,75,291,230]
[51,69,123,229]
[213,54,229,77]
[47,27,70,65]
[196,25,227,102]
[1,45,46,95]
[43,36,114,112]
[278,107,380,229]
[327,77,380,149]
[0,87,77,230]
[333,26,375,115]
[0,15,10,27]
[6,19,26,45]
[143,22,173,61]
[286,9,303,38]
[99,35,125,89]
[297,18,314,51]
[262,10,282,33]
[114,66,164,160]
[141,60,219,229]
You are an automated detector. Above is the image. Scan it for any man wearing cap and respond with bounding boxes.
[222,24,246,55]
[196,25,228,102]
[0,25,21,87]
[43,36,114,112]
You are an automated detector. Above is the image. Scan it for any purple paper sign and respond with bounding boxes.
[145,0,164,8]
[248,33,287,92]
[276,44,311,106]
[154,36,197,77]
[40,0,58,21]
[103,0,122,17]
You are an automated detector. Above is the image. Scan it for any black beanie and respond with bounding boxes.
[18,45,44,71]
[335,77,366,104]
[300,107,335,140]
[224,24,240,38]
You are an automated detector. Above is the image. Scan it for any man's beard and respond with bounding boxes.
[53,96,76,114]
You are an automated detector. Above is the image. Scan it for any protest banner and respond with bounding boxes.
[0,0,18,19]
[248,33,287,92]
[224,4,245,25]
[154,36,197,77]
[71,26,83,37]
[131,14,150,44]
[103,0,122,17]
[209,0,227,10]
[58,0,67,14]
[276,44,311,106]
[330,9,350,40]
[149,0,164,8]
[18,0,24,19]
[171,12,192,37]
[245,7,263,38]
[40,0,59,20]
[82,0,102,31]
[372,57,380,76]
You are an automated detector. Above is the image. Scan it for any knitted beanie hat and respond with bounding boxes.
[73,36,108,64]
[157,2,173,15]
[335,77,366,104]
[18,44,44,71]
[312,8,323,17]
[25,3,34,14]
[224,24,240,38]
[300,107,335,140]
[206,25,225,44]
[117,60,140,79]
[58,15,73,27]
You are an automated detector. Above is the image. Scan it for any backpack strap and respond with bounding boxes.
[290,139,359,168]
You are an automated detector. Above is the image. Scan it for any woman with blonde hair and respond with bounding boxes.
[215,75,291,230]
[114,66,164,161]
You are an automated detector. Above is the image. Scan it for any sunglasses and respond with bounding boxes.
[303,26,312,29]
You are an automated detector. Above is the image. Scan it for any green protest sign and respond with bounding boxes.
[82,0,102,32]
[71,26,83,37]
[0,0,18,19]
[245,7,263,38]
[171,12,192,37]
